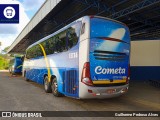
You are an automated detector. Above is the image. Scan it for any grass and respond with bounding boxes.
[0,55,9,70]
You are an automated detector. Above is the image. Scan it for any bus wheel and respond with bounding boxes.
[10,69,13,75]
[11,70,15,76]
[44,76,52,93]
[51,77,63,97]
[9,68,11,74]
[24,72,29,81]
[25,77,29,81]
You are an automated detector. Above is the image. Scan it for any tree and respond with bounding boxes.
[3,46,10,53]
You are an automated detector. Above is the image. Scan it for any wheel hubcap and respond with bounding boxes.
[44,78,48,90]
[52,79,57,94]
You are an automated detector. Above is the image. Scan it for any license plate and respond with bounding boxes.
[107,89,116,94]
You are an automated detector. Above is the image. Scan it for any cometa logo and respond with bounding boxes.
[95,66,126,74]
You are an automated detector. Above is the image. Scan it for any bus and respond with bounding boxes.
[9,56,23,75]
[23,16,130,99]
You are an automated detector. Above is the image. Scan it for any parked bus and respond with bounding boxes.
[23,16,130,99]
[9,56,23,75]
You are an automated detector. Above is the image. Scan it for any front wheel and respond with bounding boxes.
[51,77,63,97]
[10,68,14,75]
[44,76,52,93]
[24,72,29,81]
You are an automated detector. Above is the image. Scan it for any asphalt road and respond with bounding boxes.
[0,71,159,120]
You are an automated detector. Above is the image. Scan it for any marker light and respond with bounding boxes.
[81,62,93,86]
[126,64,130,84]
[90,15,94,19]
[121,87,128,93]
[88,89,93,93]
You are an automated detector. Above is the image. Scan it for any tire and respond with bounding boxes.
[11,72,14,76]
[9,68,11,74]
[24,72,29,81]
[25,77,29,81]
[51,77,63,97]
[11,69,15,76]
[10,68,13,75]
[44,76,52,93]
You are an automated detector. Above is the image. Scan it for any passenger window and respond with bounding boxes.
[36,45,43,57]
[48,37,55,54]
[26,22,82,58]
[67,22,81,49]
[81,23,85,34]
[52,31,67,53]
[26,51,29,59]
[27,48,32,59]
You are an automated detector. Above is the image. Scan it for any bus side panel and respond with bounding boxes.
[23,19,82,98]
[34,68,48,84]
[24,58,48,84]
[48,45,79,98]
[24,46,79,98]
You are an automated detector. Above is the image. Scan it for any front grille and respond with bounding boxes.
[93,50,126,61]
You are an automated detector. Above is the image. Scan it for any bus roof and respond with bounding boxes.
[26,17,83,50]
[26,16,127,50]
[92,16,127,27]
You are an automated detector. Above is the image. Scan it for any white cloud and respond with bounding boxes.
[0,0,29,51]
[0,34,17,51]
[22,0,45,11]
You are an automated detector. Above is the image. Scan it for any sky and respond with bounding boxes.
[0,0,46,52]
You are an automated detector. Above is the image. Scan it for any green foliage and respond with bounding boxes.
[0,54,9,70]
[3,46,10,52]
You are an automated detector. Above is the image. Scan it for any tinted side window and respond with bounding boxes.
[47,37,55,54]
[67,22,81,49]
[26,49,31,59]
[81,23,85,34]
[35,45,43,58]
[26,22,81,58]
[28,47,34,59]
[57,31,67,52]
[41,30,67,55]
[41,40,50,55]
[32,45,37,58]
[26,45,43,59]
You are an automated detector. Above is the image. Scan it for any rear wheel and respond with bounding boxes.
[51,77,63,97]
[44,76,52,93]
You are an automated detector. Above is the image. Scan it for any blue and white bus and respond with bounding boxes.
[9,56,23,75]
[23,16,130,99]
